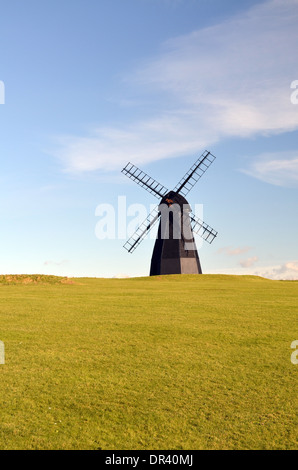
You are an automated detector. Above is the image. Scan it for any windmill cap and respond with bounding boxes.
[159,191,191,211]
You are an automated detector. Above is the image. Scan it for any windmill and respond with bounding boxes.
[122,150,218,276]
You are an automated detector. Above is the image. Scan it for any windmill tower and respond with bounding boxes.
[122,150,218,275]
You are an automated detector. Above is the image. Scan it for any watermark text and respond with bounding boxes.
[95,196,204,247]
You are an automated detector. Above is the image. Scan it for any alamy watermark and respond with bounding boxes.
[0,340,4,364]
[291,340,298,365]
[290,80,298,104]
[0,80,5,104]
[95,196,204,248]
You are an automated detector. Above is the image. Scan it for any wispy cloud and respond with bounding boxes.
[53,0,298,173]
[240,256,259,268]
[255,261,298,280]
[209,261,298,280]
[44,260,69,266]
[54,123,209,172]
[218,246,252,256]
[241,151,298,187]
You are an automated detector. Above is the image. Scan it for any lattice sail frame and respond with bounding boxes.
[190,214,218,244]
[123,206,160,253]
[122,163,168,199]
[174,150,216,197]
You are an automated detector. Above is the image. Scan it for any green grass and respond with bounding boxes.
[0,274,297,450]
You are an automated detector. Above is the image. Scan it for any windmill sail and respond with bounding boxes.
[174,150,216,197]
[123,206,160,253]
[122,163,169,199]
[190,213,217,244]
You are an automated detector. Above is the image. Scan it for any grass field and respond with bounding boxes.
[0,274,297,450]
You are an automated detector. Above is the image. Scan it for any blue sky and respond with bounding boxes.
[0,0,298,279]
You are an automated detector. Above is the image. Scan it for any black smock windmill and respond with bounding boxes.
[122,150,218,276]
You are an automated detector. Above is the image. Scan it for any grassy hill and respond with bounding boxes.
[0,274,297,450]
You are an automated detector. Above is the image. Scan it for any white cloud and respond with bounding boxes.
[255,261,298,280]
[44,260,69,266]
[241,151,298,186]
[53,0,298,173]
[54,122,209,172]
[240,256,259,268]
[207,260,298,280]
[218,246,252,256]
